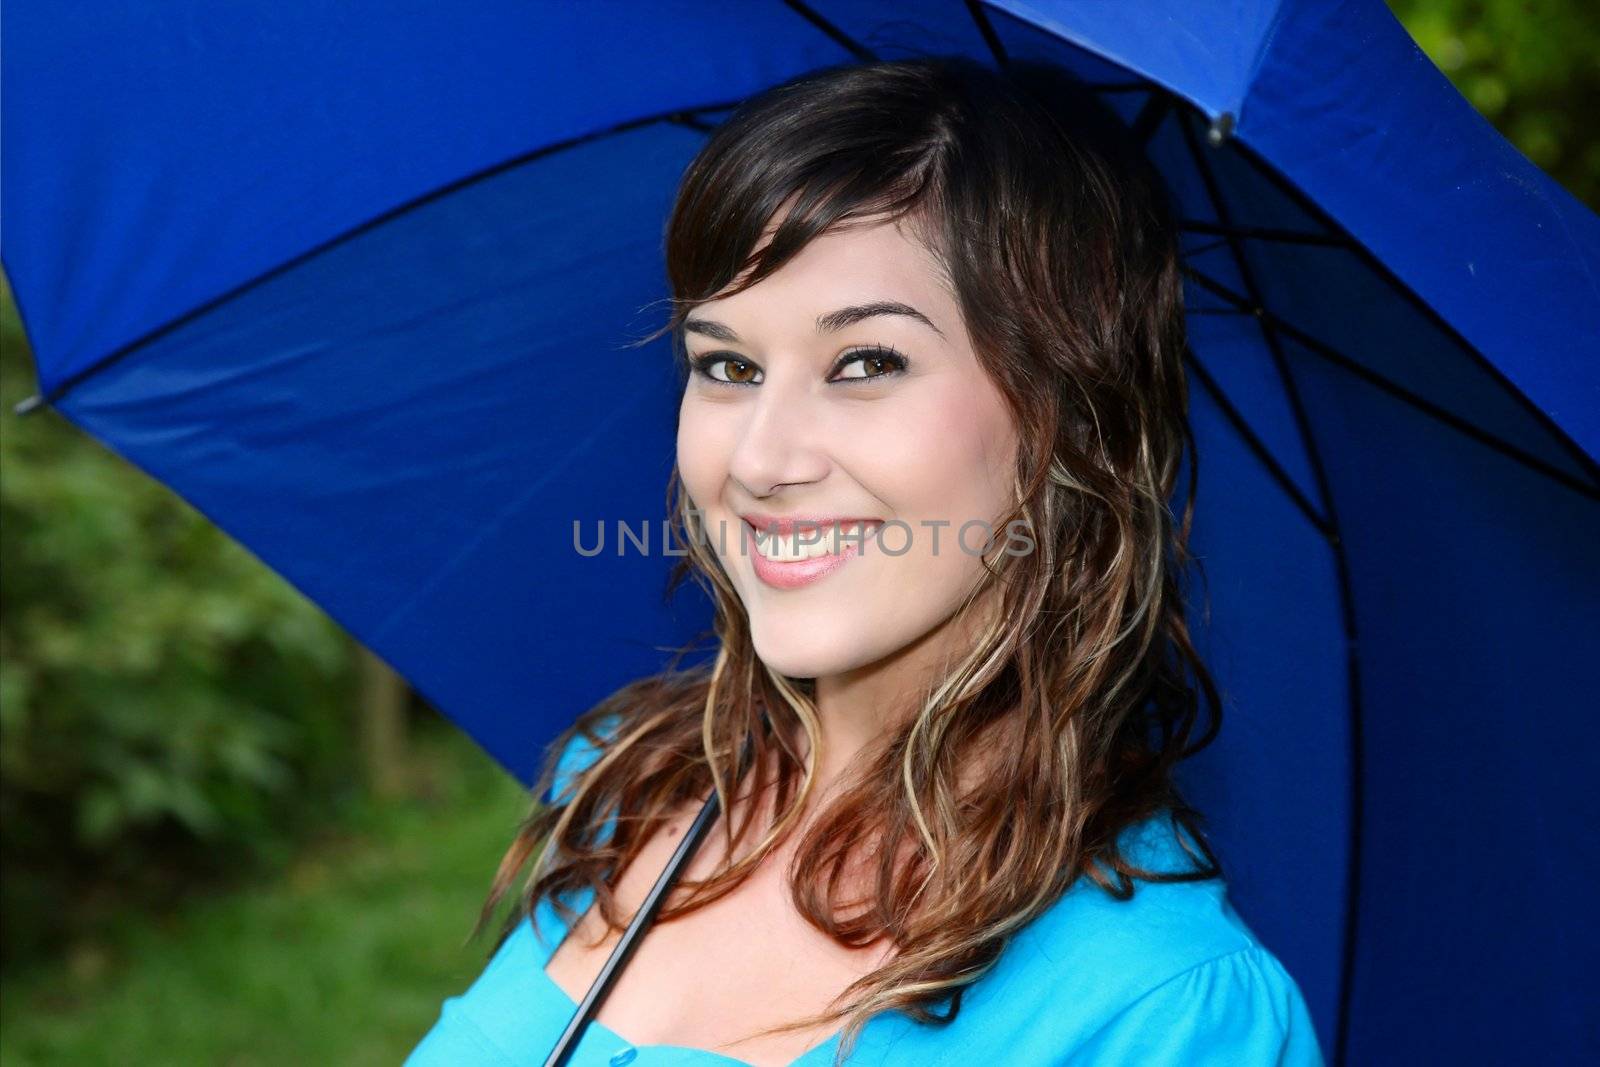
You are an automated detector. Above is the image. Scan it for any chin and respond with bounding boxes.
[751,617,907,682]
[752,645,834,681]
[751,627,857,681]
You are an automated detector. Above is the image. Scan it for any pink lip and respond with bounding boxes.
[738,516,883,591]
[749,534,867,590]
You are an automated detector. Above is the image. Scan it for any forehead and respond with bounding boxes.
[694,215,955,336]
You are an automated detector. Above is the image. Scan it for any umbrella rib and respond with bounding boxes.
[1181,236,1231,259]
[1180,219,1349,247]
[1182,348,1334,536]
[668,113,721,134]
[1178,107,1366,1067]
[1131,93,1174,145]
[1179,113,1342,529]
[1211,133,1600,483]
[963,0,1010,67]
[1083,81,1157,93]
[779,0,878,62]
[1184,268,1600,500]
[12,100,751,416]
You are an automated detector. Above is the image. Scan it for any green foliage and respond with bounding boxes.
[1388,0,1600,206]
[0,276,361,967]
[0,723,534,1065]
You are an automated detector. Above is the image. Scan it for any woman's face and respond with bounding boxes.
[676,213,1019,681]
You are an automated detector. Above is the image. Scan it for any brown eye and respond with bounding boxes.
[721,359,759,384]
[831,346,910,382]
[691,355,763,386]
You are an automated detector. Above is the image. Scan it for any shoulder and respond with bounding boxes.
[404,913,550,1066]
[1016,812,1260,990]
[953,811,1325,1064]
[1052,940,1326,1065]
[840,813,1326,1065]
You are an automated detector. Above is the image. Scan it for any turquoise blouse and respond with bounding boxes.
[408,728,1325,1066]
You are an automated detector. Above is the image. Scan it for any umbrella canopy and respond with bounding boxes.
[5,2,1597,1063]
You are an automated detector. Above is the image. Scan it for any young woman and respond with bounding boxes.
[409,57,1323,1067]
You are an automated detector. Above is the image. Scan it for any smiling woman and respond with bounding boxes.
[408,56,1323,1067]
[675,213,1020,687]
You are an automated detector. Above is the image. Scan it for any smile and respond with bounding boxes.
[748,520,882,561]
[744,520,882,590]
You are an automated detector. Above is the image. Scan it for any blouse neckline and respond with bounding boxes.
[522,807,1204,1065]
[530,888,847,1067]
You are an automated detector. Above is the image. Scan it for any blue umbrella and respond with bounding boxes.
[5,2,1597,1062]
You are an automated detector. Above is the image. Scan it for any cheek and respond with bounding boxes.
[870,382,1017,525]
[675,400,732,505]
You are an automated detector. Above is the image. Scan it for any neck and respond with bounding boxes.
[802,583,1000,790]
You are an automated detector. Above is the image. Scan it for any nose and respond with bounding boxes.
[726,381,831,499]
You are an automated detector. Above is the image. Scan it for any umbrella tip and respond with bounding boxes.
[12,394,45,416]
[1207,112,1235,147]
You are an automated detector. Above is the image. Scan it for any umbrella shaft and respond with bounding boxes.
[543,730,757,1067]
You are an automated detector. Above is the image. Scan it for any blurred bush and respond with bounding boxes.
[1388,0,1600,206]
[1,276,361,968]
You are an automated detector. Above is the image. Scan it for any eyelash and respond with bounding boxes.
[688,345,910,388]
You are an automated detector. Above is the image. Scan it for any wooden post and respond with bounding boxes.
[356,641,409,799]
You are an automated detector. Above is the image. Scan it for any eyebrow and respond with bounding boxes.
[682,301,945,343]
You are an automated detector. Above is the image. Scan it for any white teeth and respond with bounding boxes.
[750,522,878,562]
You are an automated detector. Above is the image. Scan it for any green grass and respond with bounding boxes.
[0,723,538,1065]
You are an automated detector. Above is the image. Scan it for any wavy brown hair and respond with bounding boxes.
[476,56,1224,1066]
